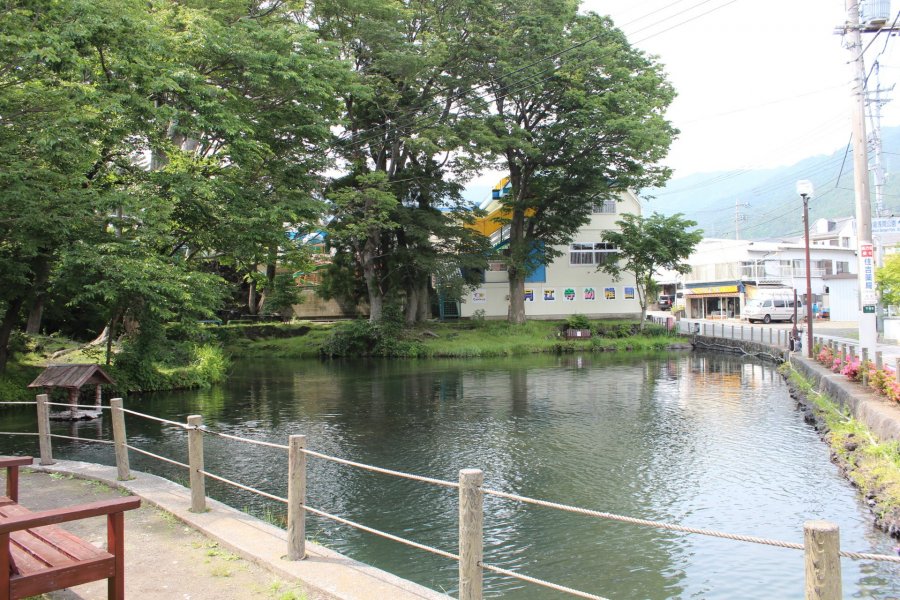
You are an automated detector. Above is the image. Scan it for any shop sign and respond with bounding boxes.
[687,285,739,295]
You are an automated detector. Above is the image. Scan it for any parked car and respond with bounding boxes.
[742,296,802,324]
[658,295,674,310]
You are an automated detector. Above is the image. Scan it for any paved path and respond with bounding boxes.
[9,461,449,600]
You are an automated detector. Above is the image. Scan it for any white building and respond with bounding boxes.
[673,238,858,320]
[458,188,643,320]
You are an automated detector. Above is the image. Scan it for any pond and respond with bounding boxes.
[2,352,899,599]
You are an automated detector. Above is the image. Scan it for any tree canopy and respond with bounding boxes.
[599,213,702,328]
[473,3,678,323]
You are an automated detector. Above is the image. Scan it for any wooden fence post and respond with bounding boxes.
[769,328,773,345]
[804,520,841,600]
[459,469,484,600]
[35,394,53,466]
[110,398,130,480]
[875,351,883,371]
[896,357,900,383]
[287,434,307,560]
[187,415,206,513]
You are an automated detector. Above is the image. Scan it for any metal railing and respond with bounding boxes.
[3,393,899,600]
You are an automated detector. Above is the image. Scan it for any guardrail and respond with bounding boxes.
[4,394,900,600]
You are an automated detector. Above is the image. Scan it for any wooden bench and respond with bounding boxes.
[0,457,141,599]
[0,457,31,507]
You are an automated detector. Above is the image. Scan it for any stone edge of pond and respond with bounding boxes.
[782,355,900,539]
[28,460,452,600]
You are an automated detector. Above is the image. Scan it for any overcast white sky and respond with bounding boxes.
[465,0,900,196]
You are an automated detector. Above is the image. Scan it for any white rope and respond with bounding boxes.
[120,408,189,429]
[0,432,39,437]
[301,448,459,489]
[198,470,288,504]
[45,402,109,410]
[0,402,37,406]
[480,562,608,600]
[124,444,190,469]
[198,427,289,450]
[304,505,459,561]
[48,434,114,445]
[483,488,900,563]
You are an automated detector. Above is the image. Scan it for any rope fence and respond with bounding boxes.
[304,504,460,561]
[8,392,900,600]
[198,469,288,504]
[44,402,110,410]
[124,444,190,470]
[301,447,460,489]
[0,402,37,406]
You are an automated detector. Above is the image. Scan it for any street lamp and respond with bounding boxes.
[797,180,815,358]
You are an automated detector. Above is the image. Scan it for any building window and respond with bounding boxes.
[591,200,617,214]
[570,242,617,266]
[835,261,850,274]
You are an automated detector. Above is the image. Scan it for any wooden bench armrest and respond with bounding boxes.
[0,457,33,469]
[0,497,140,534]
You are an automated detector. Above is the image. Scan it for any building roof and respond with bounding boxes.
[28,364,115,389]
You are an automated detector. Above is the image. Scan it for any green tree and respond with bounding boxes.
[475,3,677,323]
[313,0,493,321]
[876,254,900,307]
[599,213,702,328]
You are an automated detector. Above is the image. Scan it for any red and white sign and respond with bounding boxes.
[861,243,874,258]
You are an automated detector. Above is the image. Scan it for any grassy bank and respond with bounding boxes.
[227,319,685,359]
[0,333,229,401]
[782,362,900,535]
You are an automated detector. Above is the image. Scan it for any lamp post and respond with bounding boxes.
[797,180,815,358]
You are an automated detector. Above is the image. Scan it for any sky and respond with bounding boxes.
[464,0,900,199]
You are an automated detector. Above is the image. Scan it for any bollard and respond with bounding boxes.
[35,394,54,466]
[732,324,735,339]
[875,351,883,371]
[110,398,130,480]
[459,469,484,600]
[702,323,707,336]
[861,348,869,387]
[769,328,773,345]
[896,358,900,384]
[804,520,842,600]
[287,435,307,560]
[187,415,206,513]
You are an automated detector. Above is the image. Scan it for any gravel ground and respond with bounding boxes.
[13,470,323,600]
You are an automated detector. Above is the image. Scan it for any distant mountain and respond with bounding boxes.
[644,126,900,239]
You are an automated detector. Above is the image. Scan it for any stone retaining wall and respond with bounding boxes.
[789,355,900,443]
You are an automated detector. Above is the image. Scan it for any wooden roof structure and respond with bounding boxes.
[28,364,115,390]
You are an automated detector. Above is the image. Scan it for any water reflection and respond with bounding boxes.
[1,352,898,598]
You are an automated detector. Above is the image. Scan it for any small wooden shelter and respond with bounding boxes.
[28,364,115,420]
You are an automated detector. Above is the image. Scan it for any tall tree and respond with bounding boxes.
[476,3,677,323]
[599,213,702,328]
[313,0,492,321]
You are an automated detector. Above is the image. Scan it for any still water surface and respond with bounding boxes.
[3,352,899,598]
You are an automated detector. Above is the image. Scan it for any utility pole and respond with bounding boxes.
[734,200,749,240]
[840,0,881,357]
[867,61,892,218]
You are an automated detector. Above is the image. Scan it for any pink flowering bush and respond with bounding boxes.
[812,345,900,405]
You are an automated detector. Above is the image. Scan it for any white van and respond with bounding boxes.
[743,296,802,324]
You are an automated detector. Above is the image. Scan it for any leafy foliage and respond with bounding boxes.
[600,213,703,328]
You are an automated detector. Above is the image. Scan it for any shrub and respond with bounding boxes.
[565,314,591,330]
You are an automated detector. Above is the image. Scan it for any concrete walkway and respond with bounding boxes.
[20,460,449,600]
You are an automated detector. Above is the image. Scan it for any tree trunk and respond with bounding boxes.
[25,295,45,335]
[405,284,419,326]
[508,267,526,325]
[247,268,258,315]
[0,296,25,374]
[416,279,429,322]
[25,254,51,335]
[363,235,383,322]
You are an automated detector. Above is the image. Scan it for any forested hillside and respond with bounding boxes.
[647,126,900,239]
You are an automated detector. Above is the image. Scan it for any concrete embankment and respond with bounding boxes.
[787,354,900,443]
[29,460,449,600]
